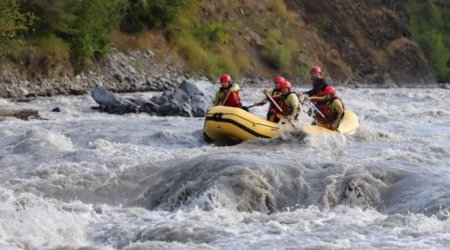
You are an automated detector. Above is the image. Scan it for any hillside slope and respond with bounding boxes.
[113,0,433,85]
[0,0,436,98]
[285,0,433,84]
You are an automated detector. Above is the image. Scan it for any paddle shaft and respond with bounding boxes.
[220,90,232,106]
[309,101,325,118]
[263,90,284,115]
[305,97,342,133]
[298,94,326,118]
[263,90,296,127]
[244,103,257,109]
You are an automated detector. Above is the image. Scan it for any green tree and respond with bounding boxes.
[121,0,189,33]
[68,0,127,68]
[0,0,34,58]
[18,0,77,37]
[15,0,126,69]
[407,0,450,82]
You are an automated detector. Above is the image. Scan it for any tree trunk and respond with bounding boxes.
[0,108,39,119]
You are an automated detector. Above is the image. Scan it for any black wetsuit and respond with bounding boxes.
[304,78,328,96]
[304,78,329,120]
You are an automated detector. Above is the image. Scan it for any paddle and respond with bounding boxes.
[263,90,296,128]
[298,94,325,118]
[219,90,232,106]
[242,103,257,110]
[306,100,325,118]
[299,94,342,133]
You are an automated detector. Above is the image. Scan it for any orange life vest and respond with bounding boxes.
[219,86,241,107]
[268,88,284,115]
[315,97,345,125]
[271,91,297,116]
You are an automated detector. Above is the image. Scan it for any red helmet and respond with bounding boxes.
[322,86,336,96]
[220,74,232,83]
[280,80,291,89]
[273,76,286,85]
[310,66,322,75]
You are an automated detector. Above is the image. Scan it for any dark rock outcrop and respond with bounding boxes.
[285,0,433,85]
[91,80,215,117]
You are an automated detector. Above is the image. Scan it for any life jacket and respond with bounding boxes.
[315,97,345,125]
[268,88,284,115]
[277,91,298,117]
[219,85,241,107]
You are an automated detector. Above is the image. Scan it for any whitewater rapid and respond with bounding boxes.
[0,86,449,249]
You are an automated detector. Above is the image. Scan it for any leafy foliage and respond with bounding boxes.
[260,29,299,72]
[121,0,190,33]
[193,21,230,47]
[18,0,77,37]
[4,0,126,69]
[407,0,450,82]
[0,0,35,58]
[2,0,447,82]
[67,0,127,68]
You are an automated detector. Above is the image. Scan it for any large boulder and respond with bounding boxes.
[91,79,216,117]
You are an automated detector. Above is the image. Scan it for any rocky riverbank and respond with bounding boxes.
[2,0,445,98]
[0,47,282,99]
[0,48,445,100]
[0,49,189,99]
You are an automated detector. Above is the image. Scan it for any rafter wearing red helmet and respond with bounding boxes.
[304,66,329,97]
[253,76,287,120]
[214,74,242,107]
[310,86,345,131]
[275,80,300,123]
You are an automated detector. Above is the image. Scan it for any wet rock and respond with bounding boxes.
[91,79,215,117]
[343,180,363,200]
[113,73,124,82]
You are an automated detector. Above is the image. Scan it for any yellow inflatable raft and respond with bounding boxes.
[204,106,359,144]
[203,106,278,144]
[302,110,360,135]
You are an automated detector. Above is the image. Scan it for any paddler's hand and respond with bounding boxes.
[330,122,339,130]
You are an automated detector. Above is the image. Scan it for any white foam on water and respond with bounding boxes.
[83,205,450,249]
[0,189,97,249]
[0,87,449,249]
[13,127,75,153]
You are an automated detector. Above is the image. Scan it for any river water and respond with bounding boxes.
[0,85,449,249]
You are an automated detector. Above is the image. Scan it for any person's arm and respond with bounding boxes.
[330,99,344,130]
[308,95,328,102]
[285,93,299,119]
[304,89,314,96]
[230,83,240,92]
